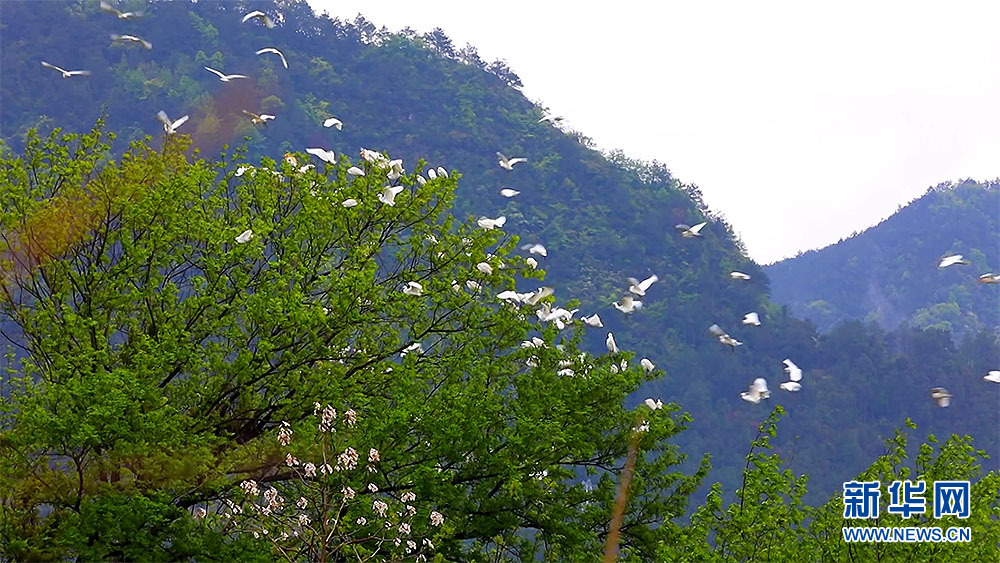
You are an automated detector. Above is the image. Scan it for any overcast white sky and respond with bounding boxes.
[309,0,999,264]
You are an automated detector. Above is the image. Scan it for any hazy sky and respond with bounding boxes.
[309,0,999,264]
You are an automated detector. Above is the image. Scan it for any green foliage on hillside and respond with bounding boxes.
[1,0,997,538]
[766,180,1000,336]
[1,121,997,563]
[0,123,710,561]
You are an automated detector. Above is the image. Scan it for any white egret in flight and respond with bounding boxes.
[305,148,335,163]
[581,314,603,328]
[675,221,707,238]
[378,186,404,206]
[984,371,1000,383]
[742,312,761,326]
[780,359,802,391]
[306,147,337,164]
[323,117,343,130]
[242,10,275,28]
[741,378,771,403]
[100,1,144,19]
[938,254,970,268]
[709,324,742,351]
[205,66,248,82]
[929,387,952,407]
[40,61,91,78]
[477,216,506,230]
[730,271,751,280]
[627,274,658,296]
[157,111,189,135]
[613,296,643,314]
[500,188,520,198]
[110,34,152,49]
[496,152,527,170]
[255,47,288,69]
[522,243,547,257]
[977,273,1000,284]
[242,110,275,125]
[524,287,554,306]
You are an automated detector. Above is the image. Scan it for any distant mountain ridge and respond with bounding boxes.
[765,180,1000,336]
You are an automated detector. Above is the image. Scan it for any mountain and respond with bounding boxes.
[2,0,997,511]
[765,180,1000,336]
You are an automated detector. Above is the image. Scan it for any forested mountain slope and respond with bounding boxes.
[1,0,997,511]
[766,180,999,336]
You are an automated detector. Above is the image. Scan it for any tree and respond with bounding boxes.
[0,123,705,560]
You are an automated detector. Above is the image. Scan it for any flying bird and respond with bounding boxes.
[581,313,603,328]
[780,359,802,391]
[675,221,707,238]
[100,1,144,19]
[984,371,1000,383]
[500,188,520,198]
[606,332,619,354]
[477,216,506,230]
[929,387,952,407]
[242,110,275,125]
[730,271,751,280]
[741,378,771,404]
[783,359,803,382]
[235,229,253,244]
[539,114,564,124]
[323,117,343,130]
[242,10,275,28]
[496,152,527,170]
[613,295,643,314]
[205,66,248,82]
[709,324,742,351]
[524,286,554,306]
[742,312,761,326]
[378,186,405,206]
[40,61,91,78]
[522,243,547,257]
[627,274,658,296]
[402,282,423,296]
[305,147,336,164]
[110,33,152,49]
[977,273,1000,284]
[938,254,970,268]
[156,111,189,134]
[255,47,288,69]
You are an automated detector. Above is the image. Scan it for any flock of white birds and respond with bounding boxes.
[38,3,999,413]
